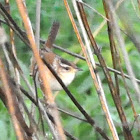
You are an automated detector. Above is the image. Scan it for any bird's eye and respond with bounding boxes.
[64,67,70,70]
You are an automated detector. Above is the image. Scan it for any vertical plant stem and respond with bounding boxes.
[35,0,41,50]
[77,0,134,139]
[103,1,140,133]
[4,0,23,116]
[138,0,140,11]
[104,2,120,95]
[34,0,44,135]
[64,0,117,139]
[72,0,119,139]
[15,0,66,139]
[43,59,110,140]
[0,59,25,140]
[103,0,140,104]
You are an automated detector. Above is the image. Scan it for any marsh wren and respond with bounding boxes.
[30,22,82,91]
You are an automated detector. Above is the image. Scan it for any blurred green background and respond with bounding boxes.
[1,0,140,139]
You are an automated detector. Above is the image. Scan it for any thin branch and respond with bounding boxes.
[0,5,140,85]
[42,58,110,140]
[104,0,140,103]
[0,3,29,46]
[3,39,61,140]
[0,59,26,140]
[0,87,34,140]
[15,91,44,140]
[2,43,14,74]
[131,0,140,19]
[80,1,109,21]
[11,80,89,125]
[12,80,80,140]
[77,0,133,139]
[138,0,140,11]
[35,0,41,50]
[58,108,87,123]
[69,0,118,139]
[16,0,53,106]
[15,1,66,139]
[103,1,140,134]
[0,18,7,24]
[0,27,61,139]
[64,131,79,140]
[130,114,140,131]
[33,71,45,136]
[5,0,23,118]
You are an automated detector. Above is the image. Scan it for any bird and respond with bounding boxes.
[30,22,82,91]
[31,49,82,91]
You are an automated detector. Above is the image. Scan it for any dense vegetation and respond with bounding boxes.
[0,0,140,139]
